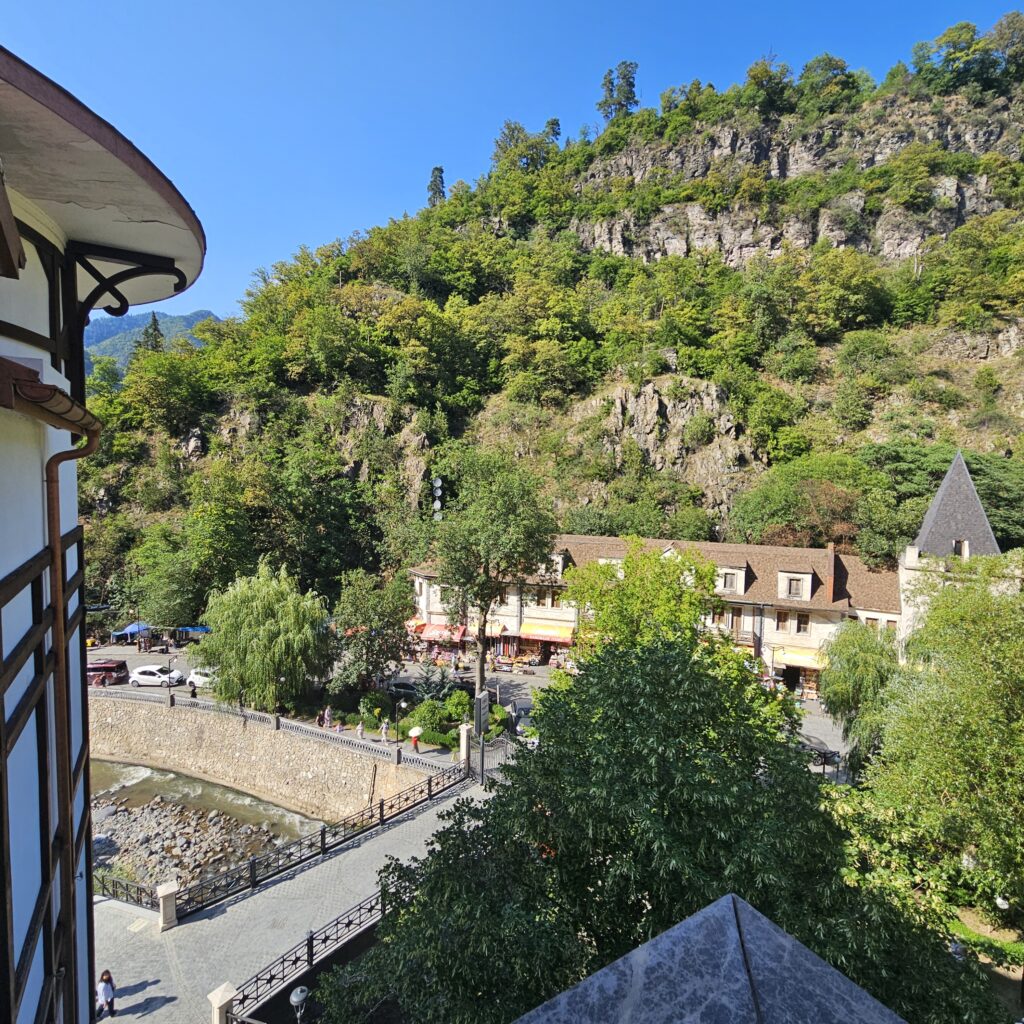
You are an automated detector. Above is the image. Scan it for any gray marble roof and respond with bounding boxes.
[914,451,1000,557]
[514,894,906,1024]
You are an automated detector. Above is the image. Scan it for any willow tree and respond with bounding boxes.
[197,561,333,710]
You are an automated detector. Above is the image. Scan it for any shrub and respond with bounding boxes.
[358,692,393,720]
[444,689,471,722]
[409,699,448,733]
[832,380,872,431]
[682,412,716,447]
[974,366,1001,400]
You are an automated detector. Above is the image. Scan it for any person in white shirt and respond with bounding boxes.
[96,970,116,1018]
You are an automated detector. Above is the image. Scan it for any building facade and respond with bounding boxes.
[0,49,204,1024]
[410,535,901,688]
[411,456,1001,690]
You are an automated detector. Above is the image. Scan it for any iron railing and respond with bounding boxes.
[174,760,468,918]
[232,890,383,1015]
[92,871,158,909]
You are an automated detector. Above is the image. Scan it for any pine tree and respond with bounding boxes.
[427,166,446,207]
[596,62,639,120]
[130,312,165,364]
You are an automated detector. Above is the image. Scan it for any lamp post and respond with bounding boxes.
[396,700,408,741]
[289,985,308,1023]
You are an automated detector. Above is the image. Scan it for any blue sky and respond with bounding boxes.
[5,1,1015,318]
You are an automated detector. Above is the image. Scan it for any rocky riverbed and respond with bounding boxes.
[92,794,286,886]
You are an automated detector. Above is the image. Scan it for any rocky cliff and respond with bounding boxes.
[571,93,1022,265]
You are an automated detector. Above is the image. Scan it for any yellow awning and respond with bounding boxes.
[519,620,574,643]
[773,647,824,670]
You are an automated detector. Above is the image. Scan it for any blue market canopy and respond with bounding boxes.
[111,618,149,634]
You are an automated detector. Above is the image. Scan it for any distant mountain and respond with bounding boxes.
[84,310,219,371]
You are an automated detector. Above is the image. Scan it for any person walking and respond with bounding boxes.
[324,705,332,730]
[96,970,116,1019]
[411,733,420,753]
[380,718,390,744]
[356,720,365,741]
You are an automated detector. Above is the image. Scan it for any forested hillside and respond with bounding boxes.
[83,14,1024,624]
[84,309,219,371]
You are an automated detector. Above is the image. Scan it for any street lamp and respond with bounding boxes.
[396,700,408,740]
[289,985,308,1023]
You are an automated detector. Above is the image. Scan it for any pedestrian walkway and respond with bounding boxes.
[93,781,484,1024]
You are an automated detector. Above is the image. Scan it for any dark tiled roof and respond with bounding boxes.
[555,535,901,614]
[515,893,905,1024]
[914,451,1000,557]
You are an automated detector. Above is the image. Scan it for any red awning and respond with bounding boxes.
[420,624,466,642]
[405,618,425,634]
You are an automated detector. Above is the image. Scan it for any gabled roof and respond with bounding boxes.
[556,535,901,614]
[515,894,905,1024]
[914,451,1000,558]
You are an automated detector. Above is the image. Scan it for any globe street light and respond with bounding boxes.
[396,700,408,739]
[289,985,309,1023]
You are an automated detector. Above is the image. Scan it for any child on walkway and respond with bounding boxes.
[96,970,116,1019]
[380,718,390,744]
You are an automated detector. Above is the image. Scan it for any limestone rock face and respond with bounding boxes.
[569,377,764,515]
[570,92,1022,267]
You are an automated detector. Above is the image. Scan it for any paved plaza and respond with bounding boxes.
[93,782,483,1024]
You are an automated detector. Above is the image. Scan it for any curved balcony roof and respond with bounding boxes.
[0,46,205,307]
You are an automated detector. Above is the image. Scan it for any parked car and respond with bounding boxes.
[387,680,420,705]
[86,659,129,687]
[186,668,215,689]
[511,698,537,747]
[129,665,183,688]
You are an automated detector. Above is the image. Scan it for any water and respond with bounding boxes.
[90,759,321,839]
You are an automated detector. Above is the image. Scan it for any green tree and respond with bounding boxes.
[331,569,414,691]
[197,561,333,711]
[318,638,999,1024]
[427,165,445,208]
[433,449,557,694]
[130,311,165,363]
[911,21,1001,94]
[819,620,901,773]
[868,556,1024,908]
[563,537,717,658]
[85,355,122,400]
[596,60,640,120]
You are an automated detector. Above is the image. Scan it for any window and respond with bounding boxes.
[885,619,897,632]
[953,539,967,557]
[796,613,810,635]
[775,610,789,631]
[729,607,743,631]
[866,617,879,630]
[497,585,508,606]
[721,572,736,592]
[550,589,561,608]
[712,608,725,625]
[787,578,803,599]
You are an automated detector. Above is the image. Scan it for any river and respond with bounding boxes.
[90,759,321,839]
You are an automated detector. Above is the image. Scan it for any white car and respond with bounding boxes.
[186,668,215,688]
[129,665,183,688]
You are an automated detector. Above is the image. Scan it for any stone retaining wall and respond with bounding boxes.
[88,697,426,820]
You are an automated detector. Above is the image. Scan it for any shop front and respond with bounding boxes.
[417,623,467,667]
[518,620,574,666]
[769,647,824,697]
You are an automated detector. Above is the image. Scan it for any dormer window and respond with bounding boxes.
[953,539,968,558]
[787,578,803,599]
[721,572,736,593]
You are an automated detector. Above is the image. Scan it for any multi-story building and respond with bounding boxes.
[410,453,1002,692]
[0,49,204,1024]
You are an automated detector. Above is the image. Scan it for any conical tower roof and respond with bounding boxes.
[914,451,1000,557]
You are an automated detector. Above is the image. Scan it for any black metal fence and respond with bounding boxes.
[92,871,158,910]
[231,890,383,1016]
[175,760,466,918]
[469,735,516,782]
